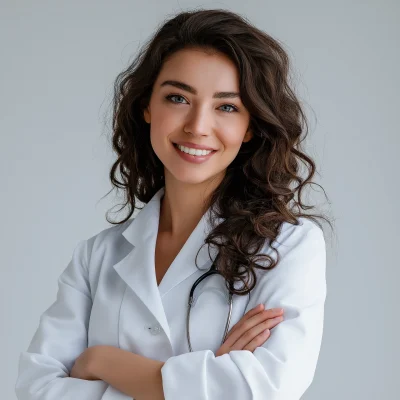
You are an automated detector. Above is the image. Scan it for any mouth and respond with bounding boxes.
[172,142,217,164]
[172,142,217,154]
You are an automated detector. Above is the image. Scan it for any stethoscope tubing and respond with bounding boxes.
[186,263,233,352]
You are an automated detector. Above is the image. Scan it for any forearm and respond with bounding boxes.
[92,346,165,400]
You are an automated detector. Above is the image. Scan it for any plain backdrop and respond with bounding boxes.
[1,1,398,399]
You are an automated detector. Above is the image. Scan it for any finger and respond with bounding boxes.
[243,329,271,352]
[224,311,283,349]
[224,304,265,338]
[225,307,283,341]
[230,315,283,350]
[220,311,284,355]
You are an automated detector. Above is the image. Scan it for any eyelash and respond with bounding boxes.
[165,94,239,113]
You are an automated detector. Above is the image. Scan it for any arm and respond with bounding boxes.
[87,220,327,400]
[86,346,165,400]
[15,239,108,400]
[159,221,327,400]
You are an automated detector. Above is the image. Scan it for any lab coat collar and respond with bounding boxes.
[113,186,220,341]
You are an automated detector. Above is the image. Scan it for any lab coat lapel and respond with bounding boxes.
[157,202,219,298]
[113,187,168,338]
[113,186,219,341]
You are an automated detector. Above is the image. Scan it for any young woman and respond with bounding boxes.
[16,8,333,400]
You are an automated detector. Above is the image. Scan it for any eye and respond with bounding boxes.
[219,104,238,113]
[165,94,239,113]
[165,94,188,104]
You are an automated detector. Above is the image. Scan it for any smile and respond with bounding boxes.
[176,144,214,156]
[173,143,217,164]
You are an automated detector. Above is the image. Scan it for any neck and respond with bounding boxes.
[158,171,224,238]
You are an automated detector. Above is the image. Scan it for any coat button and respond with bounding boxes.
[145,324,162,335]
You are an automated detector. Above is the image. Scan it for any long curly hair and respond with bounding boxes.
[103,8,334,297]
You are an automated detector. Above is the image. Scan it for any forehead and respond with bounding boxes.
[155,48,240,93]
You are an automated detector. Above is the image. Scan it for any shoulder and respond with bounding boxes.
[256,216,326,278]
[83,218,135,259]
[252,217,327,305]
[274,216,325,253]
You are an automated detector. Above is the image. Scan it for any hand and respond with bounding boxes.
[70,346,101,381]
[215,304,284,357]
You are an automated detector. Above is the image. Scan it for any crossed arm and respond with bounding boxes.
[16,222,327,400]
[70,345,165,400]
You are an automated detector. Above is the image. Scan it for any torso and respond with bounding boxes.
[154,232,188,286]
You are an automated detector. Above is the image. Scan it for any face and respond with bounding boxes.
[143,47,252,187]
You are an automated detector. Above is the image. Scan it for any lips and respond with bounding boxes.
[173,142,217,164]
[173,141,217,151]
[173,143,216,153]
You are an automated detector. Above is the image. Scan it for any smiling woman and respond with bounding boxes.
[16,7,333,400]
[143,48,253,185]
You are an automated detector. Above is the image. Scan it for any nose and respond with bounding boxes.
[184,106,213,137]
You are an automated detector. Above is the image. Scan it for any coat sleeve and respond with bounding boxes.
[160,221,327,400]
[15,239,108,400]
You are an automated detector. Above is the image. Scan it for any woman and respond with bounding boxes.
[16,8,333,400]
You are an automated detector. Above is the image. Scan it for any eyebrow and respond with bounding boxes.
[160,80,241,99]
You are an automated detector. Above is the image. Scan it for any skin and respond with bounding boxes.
[69,48,285,400]
[69,305,284,399]
[143,47,253,237]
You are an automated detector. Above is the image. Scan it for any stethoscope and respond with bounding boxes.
[186,261,233,352]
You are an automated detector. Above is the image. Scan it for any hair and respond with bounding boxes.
[103,8,334,297]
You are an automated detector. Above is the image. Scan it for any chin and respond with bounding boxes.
[168,168,225,187]
[173,174,213,186]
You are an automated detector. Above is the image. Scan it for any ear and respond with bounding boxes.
[242,128,253,143]
[143,107,151,124]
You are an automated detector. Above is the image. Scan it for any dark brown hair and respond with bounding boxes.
[104,8,334,296]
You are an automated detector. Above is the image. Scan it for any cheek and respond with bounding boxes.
[219,130,247,152]
[149,111,180,147]
[149,118,172,150]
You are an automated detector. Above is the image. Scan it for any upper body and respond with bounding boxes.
[16,8,331,400]
[16,186,327,400]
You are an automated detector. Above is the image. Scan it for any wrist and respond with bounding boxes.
[89,345,113,380]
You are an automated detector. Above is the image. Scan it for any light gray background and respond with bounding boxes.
[1,1,398,399]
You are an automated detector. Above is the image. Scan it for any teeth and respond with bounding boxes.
[177,144,213,156]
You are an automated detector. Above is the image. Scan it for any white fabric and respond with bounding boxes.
[16,186,327,400]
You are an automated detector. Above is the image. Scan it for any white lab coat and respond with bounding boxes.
[16,186,327,400]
